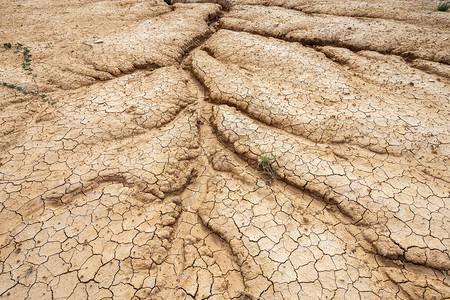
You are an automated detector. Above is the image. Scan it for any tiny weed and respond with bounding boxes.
[443,270,449,287]
[25,266,33,277]
[258,152,277,182]
[2,42,56,104]
[437,1,450,11]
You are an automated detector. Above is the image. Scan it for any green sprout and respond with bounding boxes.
[258,152,277,182]
[437,2,450,10]
[25,266,33,278]
[2,43,56,104]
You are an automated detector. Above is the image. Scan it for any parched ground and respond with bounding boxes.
[0,0,449,299]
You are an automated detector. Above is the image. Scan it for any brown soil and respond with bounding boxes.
[0,0,449,299]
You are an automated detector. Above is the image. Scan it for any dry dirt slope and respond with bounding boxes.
[0,0,449,299]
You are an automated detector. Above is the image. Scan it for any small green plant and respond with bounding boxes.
[1,42,56,104]
[442,270,450,287]
[24,266,33,278]
[437,1,450,11]
[258,152,277,181]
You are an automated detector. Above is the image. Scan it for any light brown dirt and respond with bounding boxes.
[0,0,449,299]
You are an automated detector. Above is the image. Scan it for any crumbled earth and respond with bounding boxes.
[0,0,449,299]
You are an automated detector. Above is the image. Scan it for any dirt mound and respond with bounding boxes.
[1,0,449,299]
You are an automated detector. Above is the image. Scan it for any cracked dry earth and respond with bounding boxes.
[0,0,449,299]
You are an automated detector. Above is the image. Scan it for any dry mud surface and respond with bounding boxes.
[0,0,449,299]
